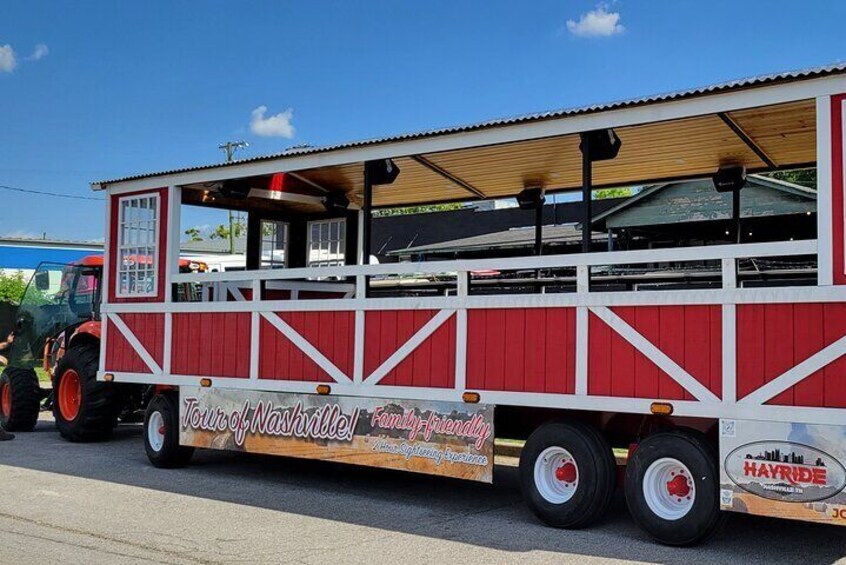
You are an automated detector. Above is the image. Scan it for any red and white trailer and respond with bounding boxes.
[91,64,846,545]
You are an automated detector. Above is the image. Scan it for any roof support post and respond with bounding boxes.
[362,163,373,265]
[581,136,593,253]
[534,202,543,256]
[579,129,622,253]
[732,187,742,244]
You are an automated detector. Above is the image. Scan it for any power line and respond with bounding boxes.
[0,183,104,202]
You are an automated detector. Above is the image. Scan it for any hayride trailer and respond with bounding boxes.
[90,64,846,545]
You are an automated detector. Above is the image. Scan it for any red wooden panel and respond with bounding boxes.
[120,313,165,368]
[590,306,721,401]
[633,307,660,398]
[657,306,687,399]
[379,314,456,389]
[466,308,575,394]
[363,310,435,377]
[503,309,526,392]
[765,304,795,405]
[171,313,250,378]
[738,303,846,408]
[259,311,355,382]
[792,304,825,407]
[466,310,488,390]
[588,311,612,396]
[105,318,152,374]
[523,309,546,393]
[821,305,846,407]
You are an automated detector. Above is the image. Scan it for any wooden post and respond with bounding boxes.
[582,135,592,253]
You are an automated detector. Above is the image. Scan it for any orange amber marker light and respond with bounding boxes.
[650,402,673,415]
[316,384,331,395]
[462,391,481,404]
[200,378,213,388]
[103,373,114,382]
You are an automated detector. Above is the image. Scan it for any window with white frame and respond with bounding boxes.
[307,218,346,267]
[260,220,289,269]
[116,194,160,297]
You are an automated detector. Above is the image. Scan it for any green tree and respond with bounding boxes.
[0,270,28,304]
[593,187,634,199]
[768,168,816,189]
[184,227,203,242]
[210,218,246,240]
[372,203,464,217]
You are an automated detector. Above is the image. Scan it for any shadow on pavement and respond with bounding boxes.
[3,418,846,565]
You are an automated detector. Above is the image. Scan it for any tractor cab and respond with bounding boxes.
[10,256,103,368]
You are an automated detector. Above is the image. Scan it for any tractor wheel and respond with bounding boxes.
[53,342,119,442]
[144,393,194,468]
[0,367,40,432]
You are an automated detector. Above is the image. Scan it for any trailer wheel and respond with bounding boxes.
[144,393,193,468]
[0,367,40,432]
[520,420,616,528]
[625,429,722,546]
[53,343,118,442]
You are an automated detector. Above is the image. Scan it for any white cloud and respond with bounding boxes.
[249,105,296,138]
[566,4,624,37]
[0,44,17,73]
[28,43,48,61]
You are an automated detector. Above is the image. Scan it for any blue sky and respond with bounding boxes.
[1,0,844,241]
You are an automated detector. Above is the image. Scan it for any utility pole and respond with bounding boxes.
[219,141,249,253]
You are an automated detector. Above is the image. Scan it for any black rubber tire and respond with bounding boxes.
[0,367,40,432]
[625,429,723,546]
[53,343,119,442]
[144,393,194,468]
[519,420,617,529]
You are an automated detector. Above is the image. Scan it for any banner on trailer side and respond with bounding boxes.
[720,419,846,524]
[179,387,495,482]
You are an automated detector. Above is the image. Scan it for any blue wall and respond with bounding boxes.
[0,245,100,270]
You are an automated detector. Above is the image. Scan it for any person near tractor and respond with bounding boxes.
[0,332,13,367]
[0,332,16,440]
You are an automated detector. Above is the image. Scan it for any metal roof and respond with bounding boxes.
[93,63,846,187]
[388,223,606,256]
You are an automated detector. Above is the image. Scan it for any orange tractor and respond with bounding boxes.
[0,255,204,441]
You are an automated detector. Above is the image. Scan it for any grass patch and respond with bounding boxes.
[35,367,51,385]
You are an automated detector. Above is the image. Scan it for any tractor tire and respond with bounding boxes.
[0,367,40,432]
[144,393,194,468]
[53,342,119,442]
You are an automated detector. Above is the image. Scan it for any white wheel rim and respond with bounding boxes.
[642,457,696,520]
[534,446,579,504]
[147,411,165,452]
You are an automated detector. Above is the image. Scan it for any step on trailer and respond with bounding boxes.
[80,64,846,545]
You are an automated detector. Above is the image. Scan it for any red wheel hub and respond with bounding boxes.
[666,474,691,497]
[58,369,82,422]
[1,382,10,416]
[555,462,577,483]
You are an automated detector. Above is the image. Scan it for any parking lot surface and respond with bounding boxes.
[2,418,846,565]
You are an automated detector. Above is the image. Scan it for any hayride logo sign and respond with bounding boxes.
[179,387,494,482]
[725,441,846,502]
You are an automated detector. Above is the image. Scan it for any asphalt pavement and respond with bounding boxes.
[1,417,846,565]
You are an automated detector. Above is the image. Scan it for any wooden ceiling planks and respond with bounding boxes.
[279,99,818,208]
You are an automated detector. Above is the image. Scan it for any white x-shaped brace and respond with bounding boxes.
[108,313,163,375]
[260,310,456,386]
